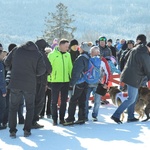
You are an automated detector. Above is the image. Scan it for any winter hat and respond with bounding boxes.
[53,38,58,44]
[80,42,93,53]
[136,34,146,44]
[0,43,3,50]
[108,39,112,43]
[35,39,49,51]
[8,43,17,52]
[99,36,107,42]
[126,40,134,45]
[147,42,150,48]
[69,39,78,48]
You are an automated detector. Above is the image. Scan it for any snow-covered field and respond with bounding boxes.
[0,100,150,150]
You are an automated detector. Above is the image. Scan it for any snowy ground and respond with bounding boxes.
[0,100,150,150]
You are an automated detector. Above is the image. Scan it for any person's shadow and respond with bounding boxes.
[0,103,149,150]
[0,121,86,150]
[63,103,148,145]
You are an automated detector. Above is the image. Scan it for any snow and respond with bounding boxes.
[0,100,150,150]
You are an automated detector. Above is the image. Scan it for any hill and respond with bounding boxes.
[0,0,150,50]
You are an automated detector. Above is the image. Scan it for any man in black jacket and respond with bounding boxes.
[69,39,80,63]
[111,34,150,124]
[32,39,52,128]
[63,42,92,125]
[68,39,80,101]
[119,40,134,72]
[3,43,25,126]
[0,49,7,130]
[99,36,112,58]
[107,39,116,58]
[5,41,46,138]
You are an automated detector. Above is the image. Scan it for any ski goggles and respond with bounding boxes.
[99,37,106,41]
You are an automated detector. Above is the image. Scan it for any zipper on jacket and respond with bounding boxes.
[62,54,65,82]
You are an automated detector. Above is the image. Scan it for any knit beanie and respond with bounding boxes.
[80,42,92,53]
[69,39,78,48]
[8,43,17,52]
[108,39,112,43]
[136,34,146,44]
[0,43,3,50]
[147,42,150,48]
[126,40,134,45]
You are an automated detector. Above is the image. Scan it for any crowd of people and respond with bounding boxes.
[0,34,150,138]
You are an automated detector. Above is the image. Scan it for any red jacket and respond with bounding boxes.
[101,57,112,84]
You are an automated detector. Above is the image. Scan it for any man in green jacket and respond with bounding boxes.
[47,39,72,125]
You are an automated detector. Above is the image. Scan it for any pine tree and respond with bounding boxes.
[43,3,76,43]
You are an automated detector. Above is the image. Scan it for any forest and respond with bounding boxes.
[0,0,150,49]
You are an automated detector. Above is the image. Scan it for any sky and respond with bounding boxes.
[0,100,150,150]
[1,0,150,50]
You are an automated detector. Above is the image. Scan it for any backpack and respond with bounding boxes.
[77,54,101,84]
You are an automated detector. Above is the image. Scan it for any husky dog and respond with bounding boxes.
[109,86,145,121]
[138,86,150,122]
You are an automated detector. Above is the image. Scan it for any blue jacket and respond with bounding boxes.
[107,60,121,74]
[0,61,6,94]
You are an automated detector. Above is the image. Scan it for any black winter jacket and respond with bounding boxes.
[0,61,6,94]
[4,41,46,93]
[99,45,112,58]
[120,44,150,88]
[36,50,52,85]
[119,48,132,71]
[69,49,80,64]
[35,39,52,85]
[69,52,90,86]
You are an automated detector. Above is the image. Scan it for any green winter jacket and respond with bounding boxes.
[47,47,73,82]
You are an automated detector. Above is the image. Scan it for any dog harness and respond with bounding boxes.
[115,92,127,106]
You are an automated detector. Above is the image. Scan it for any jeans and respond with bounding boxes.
[51,82,69,121]
[9,89,35,133]
[0,91,6,124]
[85,86,101,119]
[112,85,138,119]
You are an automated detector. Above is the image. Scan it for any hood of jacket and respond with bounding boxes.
[35,39,49,52]
[21,41,38,51]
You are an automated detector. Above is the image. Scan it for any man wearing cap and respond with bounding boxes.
[111,34,150,124]
[119,40,135,72]
[63,42,92,125]
[107,39,116,58]
[68,39,80,101]
[69,39,80,63]
[0,44,3,51]
[99,36,112,58]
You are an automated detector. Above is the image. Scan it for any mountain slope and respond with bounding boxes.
[0,0,150,49]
